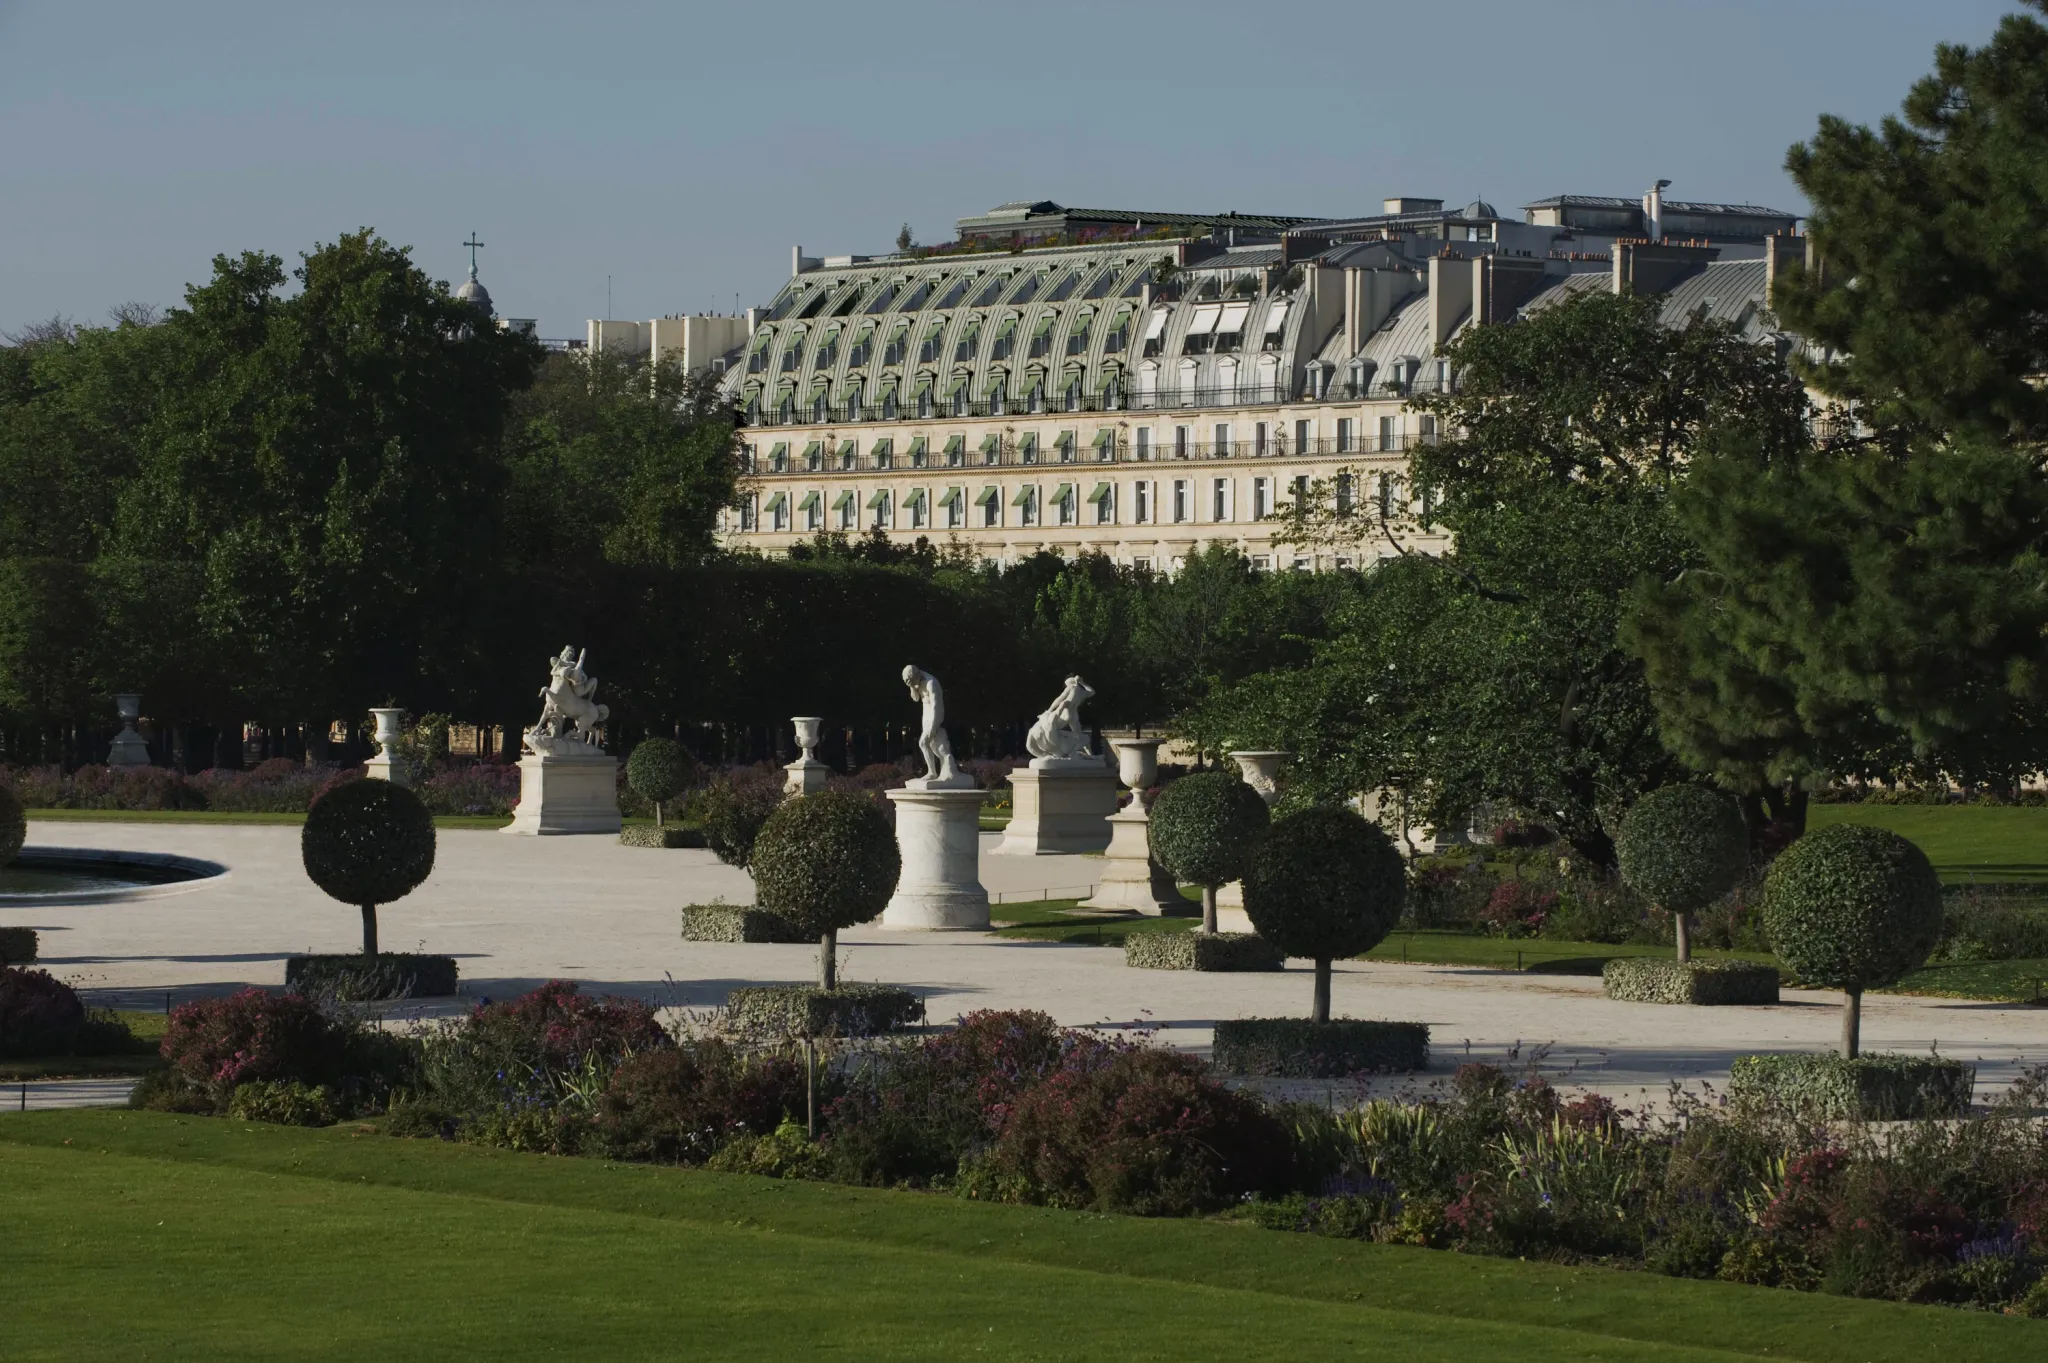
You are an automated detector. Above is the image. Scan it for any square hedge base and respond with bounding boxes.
[679,904,808,944]
[1729,1052,1977,1121]
[1602,957,1781,1006]
[1125,931,1283,972]
[1214,1019,1431,1078]
[0,926,38,965]
[725,983,925,1037]
[285,953,459,1001]
[620,825,706,849]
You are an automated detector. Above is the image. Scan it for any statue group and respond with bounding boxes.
[504,645,622,835]
[526,647,609,755]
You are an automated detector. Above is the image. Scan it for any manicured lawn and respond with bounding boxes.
[26,807,513,830]
[0,1111,2029,1362]
[1361,930,1774,975]
[1807,804,2048,884]
[991,896,1197,945]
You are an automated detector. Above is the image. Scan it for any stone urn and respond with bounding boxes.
[108,693,150,767]
[1227,750,1291,806]
[1111,737,1163,810]
[365,708,410,787]
[785,715,830,797]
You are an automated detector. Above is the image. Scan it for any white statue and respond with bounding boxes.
[526,646,610,754]
[902,665,970,788]
[1026,675,1096,764]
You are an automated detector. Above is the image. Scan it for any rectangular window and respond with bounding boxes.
[908,490,927,529]
[1419,414,1439,445]
[1132,556,1152,572]
[1174,425,1189,459]
[1019,434,1038,466]
[1254,422,1268,457]
[1211,478,1228,522]
[1330,474,1348,513]
[1379,415,1398,451]
[739,496,757,531]
[1213,423,1231,456]
[870,490,892,529]
[1251,554,1272,571]
[1252,477,1270,519]
[836,490,855,531]
[1335,418,1353,453]
[1135,481,1150,523]
[1294,419,1310,455]
[1172,479,1189,523]
[1136,427,1152,461]
[1377,472,1394,521]
[1091,482,1114,524]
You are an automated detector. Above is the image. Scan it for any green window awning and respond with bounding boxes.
[748,330,773,353]
[762,492,787,512]
[938,486,964,508]
[1092,428,1115,449]
[832,491,855,512]
[886,320,909,343]
[1012,485,1036,507]
[872,438,893,458]
[913,373,936,397]
[1056,430,1076,451]
[1086,482,1113,504]
[1018,434,1037,456]
[1029,315,1055,341]
[975,485,1000,507]
[866,489,890,510]
[852,321,876,342]
[801,441,822,460]
[908,437,927,458]
[1050,483,1075,505]
[944,435,965,455]
[993,316,1019,341]
[979,435,1001,455]
[945,374,970,398]
[837,440,856,459]
[904,488,927,509]
[796,491,821,512]
[770,441,790,461]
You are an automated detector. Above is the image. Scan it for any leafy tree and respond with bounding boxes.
[1241,807,1405,1022]
[1775,3,2048,442]
[301,779,437,957]
[1147,771,1269,933]
[1614,785,1749,962]
[625,737,693,827]
[749,791,900,988]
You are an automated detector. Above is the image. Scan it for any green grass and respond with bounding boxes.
[0,1111,2029,1362]
[1361,930,1775,976]
[990,896,1198,945]
[1889,957,2048,1004]
[1807,804,2048,884]
[25,806,513,830]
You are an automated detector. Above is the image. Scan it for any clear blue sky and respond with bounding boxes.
[0,0,2020,339]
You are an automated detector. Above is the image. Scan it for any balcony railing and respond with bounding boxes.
[740,432,1432,475]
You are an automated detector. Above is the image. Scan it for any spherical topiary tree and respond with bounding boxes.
[626,737,694,828]
[1764,823,1942,1057]
[0,784,24,868]
[1148,770,1271,934]
[749,791,900,989]
[1243,807,1406,1023]
[302,779,437,957]
[1615,785,1750,963]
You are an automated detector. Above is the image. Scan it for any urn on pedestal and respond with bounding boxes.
[1079,736,1181,914]
[364,708,410,787]
[107,693,151,767]
[784,716,830,797]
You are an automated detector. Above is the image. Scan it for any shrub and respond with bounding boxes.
[301,778,437,957]
[679,903,808,944]
[691,772,783,868]
[1124,930,1282,972]
[749,791,900,988]
[1728,1052,1976,1121]
[591,1037,807,1164]
[0,926,37,965]
[413,762,520,817]
[625,738,694,826]
[1601,957,1781,1006]
[153,988,410,1113]
[1147,769,1270,932]
[1211,1018,1429,1077]
[1616,785,1749,963]
[1933,886,2048,962]
[285,952,459,1001]
[725,983,922,1037]
[707,1117,833,1179]
[1243,806,1406,1022]
[227,1079,339,1126]
[1477,880,1557,938]
[0,967,87,1057]
[968,1047,1293,1216]
[0,782,24,865]
[619,824,704,849]
[1765,823,1943,1056]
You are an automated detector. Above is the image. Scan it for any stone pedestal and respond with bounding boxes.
[1078,801,1181,914]
[364,708,410,787]
[881,788,989,930]
[502,747,622,835]
[994,760,1117,855]
[783,758,830,797]
[108,694,150,767]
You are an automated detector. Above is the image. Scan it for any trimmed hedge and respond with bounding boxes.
[1615,785,1749,915]
[301,779,437,908]
[1728,1051,1976,1120]
[750,792,900,939]
[0,782,23,866]
[1125,931,1283,972]
[725,982,923,1037]
[1601,957,1781,1006]
[285,952,459,1000]
[624,738,694,824]
[619,825,705,849]
[0,926,37,965]
[1764,823,1943,991]
[1212,1018,1430,1077]
[680,903,808,944]
[0,966,86,1057]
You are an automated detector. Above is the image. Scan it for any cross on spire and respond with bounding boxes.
[463,233,485,280]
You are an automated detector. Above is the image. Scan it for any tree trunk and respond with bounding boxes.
[361,903,379,957]
[1313,959,1332,1024]
[654,799,664,829]
[1201,885,1218,935]
[1674,911,1692,963]
[819,928,837,990]
[1842,987,1861,1058]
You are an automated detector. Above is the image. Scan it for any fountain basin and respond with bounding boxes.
[0,848,229,905]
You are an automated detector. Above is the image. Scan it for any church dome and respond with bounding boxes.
[455,274,494,317]
[1464,199,1499,220]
